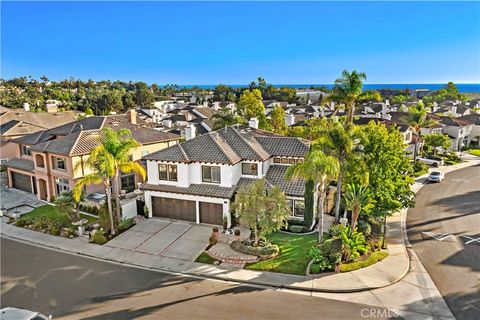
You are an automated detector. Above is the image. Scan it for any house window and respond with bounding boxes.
[242,163,258,176]
[288,158,296,164]
[35,154,45,168]
[281,158,288,164]
[202,165,221,183]
[287,199,294,214]
[21,145,32,156]
[159,164,177,181]
[53,157,66,171]
[273,157,281,164]
[294,200,305,217]
[168,165,178,181]
[296,158,304,164]
[55,177,70,195]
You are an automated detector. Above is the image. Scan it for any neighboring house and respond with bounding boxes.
[0,107,77,164]
[141,123,310,226]
[5,112,180,203]
[438,116,474,151]
[458,114,480,147]
[136,107,165,124]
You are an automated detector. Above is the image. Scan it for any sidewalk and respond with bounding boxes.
[1,157,478,294]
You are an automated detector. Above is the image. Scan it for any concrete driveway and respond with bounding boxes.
[106,218,212,261]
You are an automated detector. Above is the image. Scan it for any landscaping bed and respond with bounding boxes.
[339,250,388,272]
[195,251,222,265]
[245,232,317,275]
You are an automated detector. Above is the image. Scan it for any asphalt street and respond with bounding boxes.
[0,238,397,320]
[407,165,480,320]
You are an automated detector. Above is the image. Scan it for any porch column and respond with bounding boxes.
[195,200,200,224]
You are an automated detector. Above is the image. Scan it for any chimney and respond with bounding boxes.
[248,117,259,129]
[284,113,295,126]
[23,102,30,112]
[185,123,196,140]
[163,119,172,128]
[129,109,137,125]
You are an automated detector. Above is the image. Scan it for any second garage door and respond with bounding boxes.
[152,197,196,222]
[199,202,223,225]
[11,172,33,193]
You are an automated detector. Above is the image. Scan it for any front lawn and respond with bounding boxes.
[246,232,317,275]
[17,205,98,229]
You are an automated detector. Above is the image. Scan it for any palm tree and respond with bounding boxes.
[100,127,146,225]
[343,184,374,229]
[73,146,116,234]
[54,191,77,222]
[285,150,339,242]
[329,70,367,123]
[404,103,434,161]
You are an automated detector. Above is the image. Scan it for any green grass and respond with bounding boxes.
[467,149,480,157]
[340,250,388,272]
[245,232,318,275]
[195,251,221,265]
[21,205,98,227]
[80,213,99,225]
[22,205,71,226]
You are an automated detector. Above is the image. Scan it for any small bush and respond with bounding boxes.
[289,225,304,233]
[368,217,383,237]
[230,240,279,258]
[412,161,429,177]
[287,219,304,226]
[357,220,372,237]
[310,263,321,274]
[329,224,345,237]
[340,250,388,272]
[92,231,108,245]
[49,225,60,236]
[195,251,221,265]
[118,218,135,233]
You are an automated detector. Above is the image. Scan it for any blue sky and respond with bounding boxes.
[2,1,480,85]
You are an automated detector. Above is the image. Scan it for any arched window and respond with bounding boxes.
[35,154,45,168]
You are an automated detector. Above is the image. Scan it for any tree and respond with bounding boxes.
[122,91,136,110]
[211,106,242,130]
[404,103,434,161]
[73,146,116,234]
[390,95,407,105]
[330,70,367,123]
[285,150,339,242]
[135,87,155,107]
[358,90,382,103]
[232,179,291,246]
[304,179,315,229]
[237,89,269,129]
[99,127,146,225]
[54,191,77,222]
[213,84,235,102]
[358,121,415,248]
[343,184,374,229]
[424,133,451,155]
[94,90,123,114]
[269,106,288,135]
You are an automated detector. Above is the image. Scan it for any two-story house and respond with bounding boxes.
[5,113,179,202]
[438,116,474,151]
[140,123,310,227]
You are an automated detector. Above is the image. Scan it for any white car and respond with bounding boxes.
[427,170,444,183]
[0,307,51,320]
[416,157,444,167]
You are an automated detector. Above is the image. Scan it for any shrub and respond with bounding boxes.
[340,250,388,272]
[412,161,429,177]
[368,217,383,237]
[287,219,304,226]
[16,217,34,227]
[340,226,368,262]
[329,224,345,237]
[310,263,321,274]
[309,246,335,272]
[230,240,279,258]
[357,220,372,237]
[92,231,108,245]
[322,238,343,265]
[195,251,221,265]
[118,218,135,233]
[49,225,60,236]
[289,225,304,233]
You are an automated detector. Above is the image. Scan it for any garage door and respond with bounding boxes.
[152,197,196,222]
[199,202,223,225]
[11,172,33,193]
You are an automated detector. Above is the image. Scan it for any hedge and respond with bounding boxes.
[340,250,388,272]
[230,240,279,258]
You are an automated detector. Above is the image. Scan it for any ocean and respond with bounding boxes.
[177,83,480,93]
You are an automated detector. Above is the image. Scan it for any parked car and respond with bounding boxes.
[416,156,444,167]
[0,307,51,320]
[427,171,444,183]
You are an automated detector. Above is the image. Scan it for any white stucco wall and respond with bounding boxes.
[121,198,138,219]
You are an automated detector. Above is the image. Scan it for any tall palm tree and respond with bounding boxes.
[343,184,374,229]
[285,150,339,242]
[73,146,116,234]
[100,127,146,225]
[329,70,367,123]
[404,103,434,161]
